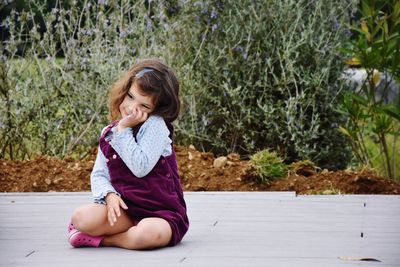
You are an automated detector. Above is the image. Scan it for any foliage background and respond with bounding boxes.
[339,0,400,180]
[1,0,358,170]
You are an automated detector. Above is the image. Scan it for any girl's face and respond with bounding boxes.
[119,82,155,118]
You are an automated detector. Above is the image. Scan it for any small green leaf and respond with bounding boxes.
[378,105,400,122]
[339,126,351,137]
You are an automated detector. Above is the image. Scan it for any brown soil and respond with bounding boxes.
[1,146,400,195]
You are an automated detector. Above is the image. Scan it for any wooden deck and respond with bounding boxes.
[0,192,399,266]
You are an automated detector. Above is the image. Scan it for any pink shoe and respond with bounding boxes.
[67,222,77,234]
[69,230,104,248]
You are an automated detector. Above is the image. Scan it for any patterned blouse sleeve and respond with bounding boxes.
[109,116,172,178]
[90,128,120,204]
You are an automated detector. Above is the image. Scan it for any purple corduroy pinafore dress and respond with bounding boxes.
[99,121,189,246]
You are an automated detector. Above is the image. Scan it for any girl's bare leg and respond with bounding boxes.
[102,217,172,250]
[71,203,135,236]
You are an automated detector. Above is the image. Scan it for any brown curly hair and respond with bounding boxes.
[108,58,180,122]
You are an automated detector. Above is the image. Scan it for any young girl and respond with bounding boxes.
[68,59,189,250]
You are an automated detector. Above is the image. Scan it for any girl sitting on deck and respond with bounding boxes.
[68,58,189,250]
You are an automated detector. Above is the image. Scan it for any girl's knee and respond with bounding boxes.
[137,227,163,245]
[71,207,88,231]
[130,219,172,248]
[71,204,105,232]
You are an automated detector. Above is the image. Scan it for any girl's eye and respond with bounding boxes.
[127,93,134,99]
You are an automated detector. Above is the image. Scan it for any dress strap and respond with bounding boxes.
[100,121,119,139]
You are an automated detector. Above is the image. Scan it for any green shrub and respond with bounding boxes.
[1,0,357,168]
[250,149,288,183]
[171,0,355,169]
[339,0,400,180]
[0,0,171,159]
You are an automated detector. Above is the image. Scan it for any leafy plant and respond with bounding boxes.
[0,0,172,159]
[171,0,355,169]
[1,0,357,170]
[340,0,400,180]
[250,149,288,183]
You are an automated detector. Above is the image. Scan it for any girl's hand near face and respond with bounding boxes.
[105,192,128,226]
[118,107,148,132]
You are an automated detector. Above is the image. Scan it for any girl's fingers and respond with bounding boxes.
[120,198,128,210]
[115,204,121,217]
[107,210,114,226]
[108,206,118,225]
[121,107,148,128]
[132,109,138,118]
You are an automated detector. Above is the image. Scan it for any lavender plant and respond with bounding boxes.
[0,0,172,159]
[171,0,356,169]
[1,0,358,171]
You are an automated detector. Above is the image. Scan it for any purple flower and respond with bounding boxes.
[127,26,134,34]
[98,0,107,5]
[333,21,340,30]
[234,46,244,53]
[210,10,218,19]
[211,23,220,33]
[146,20,153,30]
[234,46,248,60]
[119,30,126,38]
[242,51,248,60]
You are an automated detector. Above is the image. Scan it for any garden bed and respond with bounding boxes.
[1,146,399,195]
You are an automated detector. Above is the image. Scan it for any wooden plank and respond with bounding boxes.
[0,192,399,267]
[181,257,398,267]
